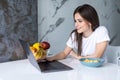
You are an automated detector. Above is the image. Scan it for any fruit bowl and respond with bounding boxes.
[79,58,105,67]
[29,41,50,61]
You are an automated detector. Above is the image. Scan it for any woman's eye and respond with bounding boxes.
[74,19,82,23]
[78,20,82,22]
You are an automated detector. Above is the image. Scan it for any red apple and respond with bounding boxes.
[41,41,50,50]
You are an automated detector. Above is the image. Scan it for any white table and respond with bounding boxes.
[0,58,120,80]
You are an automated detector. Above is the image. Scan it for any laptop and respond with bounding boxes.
[19,39,73,73]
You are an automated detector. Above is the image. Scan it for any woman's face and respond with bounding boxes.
[74,13,92,37]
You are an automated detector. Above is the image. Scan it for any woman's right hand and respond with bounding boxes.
[46,46,72,61]
[46,56,55,61]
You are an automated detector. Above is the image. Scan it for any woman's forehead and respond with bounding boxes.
[74,13,84,20]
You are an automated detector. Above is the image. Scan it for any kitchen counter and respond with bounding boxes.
[0,58,120,80]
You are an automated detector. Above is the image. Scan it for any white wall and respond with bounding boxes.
[38,0,120,56]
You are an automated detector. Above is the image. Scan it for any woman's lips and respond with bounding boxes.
[76,27,82,30]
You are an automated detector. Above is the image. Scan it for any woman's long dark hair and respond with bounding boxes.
[71,4,99,55]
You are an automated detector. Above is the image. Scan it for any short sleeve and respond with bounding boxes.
[66,33,75,48]
[96,26,110,43]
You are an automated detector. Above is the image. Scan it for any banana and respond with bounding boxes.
[32,42,41,51]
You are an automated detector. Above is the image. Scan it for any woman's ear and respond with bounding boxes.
[89,23,92,27]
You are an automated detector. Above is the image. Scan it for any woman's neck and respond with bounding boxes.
[82,29,93,38]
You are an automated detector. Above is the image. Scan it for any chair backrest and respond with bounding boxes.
[105,45,120,64]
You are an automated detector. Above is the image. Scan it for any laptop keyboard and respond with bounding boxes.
[38,60,73,72]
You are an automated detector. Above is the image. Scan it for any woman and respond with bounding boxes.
[46,4,110,61]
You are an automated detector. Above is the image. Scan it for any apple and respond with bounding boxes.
[41,41,50,50]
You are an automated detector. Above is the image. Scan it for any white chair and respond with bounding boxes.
[116,52,120,66]
[105,45,120,64]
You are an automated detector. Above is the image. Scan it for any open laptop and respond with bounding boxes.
[19,39,73,73]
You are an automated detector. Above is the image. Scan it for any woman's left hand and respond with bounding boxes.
[69,51,82,59]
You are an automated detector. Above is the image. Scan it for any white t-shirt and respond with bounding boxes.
[66,26,110,57]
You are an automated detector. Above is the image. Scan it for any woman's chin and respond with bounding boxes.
[77,30,82,33]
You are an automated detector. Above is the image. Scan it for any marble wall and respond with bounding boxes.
[38,0,120,55]
[0,0,38,62]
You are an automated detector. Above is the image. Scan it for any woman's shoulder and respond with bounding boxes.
[95,26,108,33]
[94,26,110,43]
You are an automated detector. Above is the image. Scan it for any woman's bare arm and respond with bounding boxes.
[46,46,72,61]
[70,41,108,59]
[87,41,108,58]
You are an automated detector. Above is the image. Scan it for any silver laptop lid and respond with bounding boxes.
[19,39,41,71]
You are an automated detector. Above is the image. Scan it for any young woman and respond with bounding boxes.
[46,4,110,61]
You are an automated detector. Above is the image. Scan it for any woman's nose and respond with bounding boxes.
[75,22,78,28]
